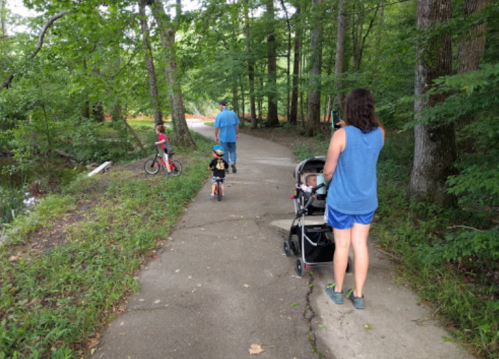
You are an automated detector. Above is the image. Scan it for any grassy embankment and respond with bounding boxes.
[0,130,213,358]
[242,124,498,359]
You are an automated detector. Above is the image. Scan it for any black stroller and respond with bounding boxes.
[284,156,352,277]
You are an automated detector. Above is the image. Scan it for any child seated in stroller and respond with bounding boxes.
[299,173,326,209]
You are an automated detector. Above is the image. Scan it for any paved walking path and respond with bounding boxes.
[96,122,473,359]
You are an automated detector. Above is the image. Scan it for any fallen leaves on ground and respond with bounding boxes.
[87,338,99,349]
[249,344,264,355]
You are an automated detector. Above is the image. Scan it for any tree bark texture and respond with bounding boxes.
[410,0,457,207]
[150,0,196,148]
[458,0,489,75]
[290,6,301,126]
[139,1,164,127]
[266,0,279,127]
[243,1,257,129]
[335,0,346,118]
[456,0,490,141]
[306,0,323,136]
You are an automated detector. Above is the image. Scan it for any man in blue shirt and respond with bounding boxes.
[214,100,240,173]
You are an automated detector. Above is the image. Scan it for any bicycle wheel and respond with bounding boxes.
[144,158,160,175]
[171,160,182,176]
[217,183,222,201]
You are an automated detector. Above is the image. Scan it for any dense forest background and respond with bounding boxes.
[1,0,499,356]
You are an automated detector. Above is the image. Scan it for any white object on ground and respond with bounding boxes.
[88,161,112,177]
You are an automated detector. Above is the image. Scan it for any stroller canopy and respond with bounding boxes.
[293,157,326,185]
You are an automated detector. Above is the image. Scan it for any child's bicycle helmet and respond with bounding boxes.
[213,145,224,157]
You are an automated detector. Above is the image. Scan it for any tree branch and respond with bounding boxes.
[0,74,13,91]
[29,10,71,60]
[110,46,141,79]
[342,0,411,15]
[0,10,71,93]
[447,225,484,232]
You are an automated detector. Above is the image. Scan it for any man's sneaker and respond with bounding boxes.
[325,283,343,304]
[231,164,237,173]
[346,289,365,309]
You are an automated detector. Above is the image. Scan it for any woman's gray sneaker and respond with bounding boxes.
[325,283,344,304]
[346,288,365,309]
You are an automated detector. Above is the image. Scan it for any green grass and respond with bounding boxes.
[292,129,499,358]
[0,131,213,358]
[204,121,214,127]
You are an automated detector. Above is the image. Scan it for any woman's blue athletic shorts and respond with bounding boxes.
[324,205,375,230]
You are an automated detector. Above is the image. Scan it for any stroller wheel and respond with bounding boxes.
[283,241,291,257]
[290,235,300,256]
[295,258,304,277]
[346,256,353,273]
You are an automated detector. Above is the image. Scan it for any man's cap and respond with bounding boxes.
[219,100,228,107]
[213,145,224,156]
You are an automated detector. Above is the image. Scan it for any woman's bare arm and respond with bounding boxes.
[323,129,346,183]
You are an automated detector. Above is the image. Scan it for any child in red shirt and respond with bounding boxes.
[155,125,172,177]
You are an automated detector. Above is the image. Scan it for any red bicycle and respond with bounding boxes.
[144,147,182,176]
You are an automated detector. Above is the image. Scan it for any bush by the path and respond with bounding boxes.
[0,131,212,358]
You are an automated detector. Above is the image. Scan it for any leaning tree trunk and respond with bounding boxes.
[335,0,347,119]
[306,0,324,136]
[456,0,490,151]
[290,6,301,126]
[1,0,7,37]
[266,0,279,127]
[139,1,163,126]
[150,0,196,148]
[409,0,457,207]
[113,104,147,157]
[243,1,257,129]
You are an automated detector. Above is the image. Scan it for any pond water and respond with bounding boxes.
[0,155,87,229]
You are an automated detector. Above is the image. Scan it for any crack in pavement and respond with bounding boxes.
[304,273,334,359]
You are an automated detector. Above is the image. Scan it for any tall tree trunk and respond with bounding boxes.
[306,0,324,136]
[266,0,278,127]
[91,68,105,122]
[456,0,490,149]
[150,0,196,148]
[279,0,291,122]
[258,66,263,124]
[300,50,305,128]
[335,0,347,118]
[240,78,245,127]
[82,59,90,119]
[139,1,163,126]
[376,3,385,63]
[1,0,7,36]
[232,82,240,119]
[290,6,301,126]
[326,95,332,122]
[409,0,457,207]
[243,1,257,129]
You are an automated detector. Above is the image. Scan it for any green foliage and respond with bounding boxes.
[0,132,212,358]
[0,180,26,228]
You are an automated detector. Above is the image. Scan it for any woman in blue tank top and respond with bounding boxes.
[323,88,385,310]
